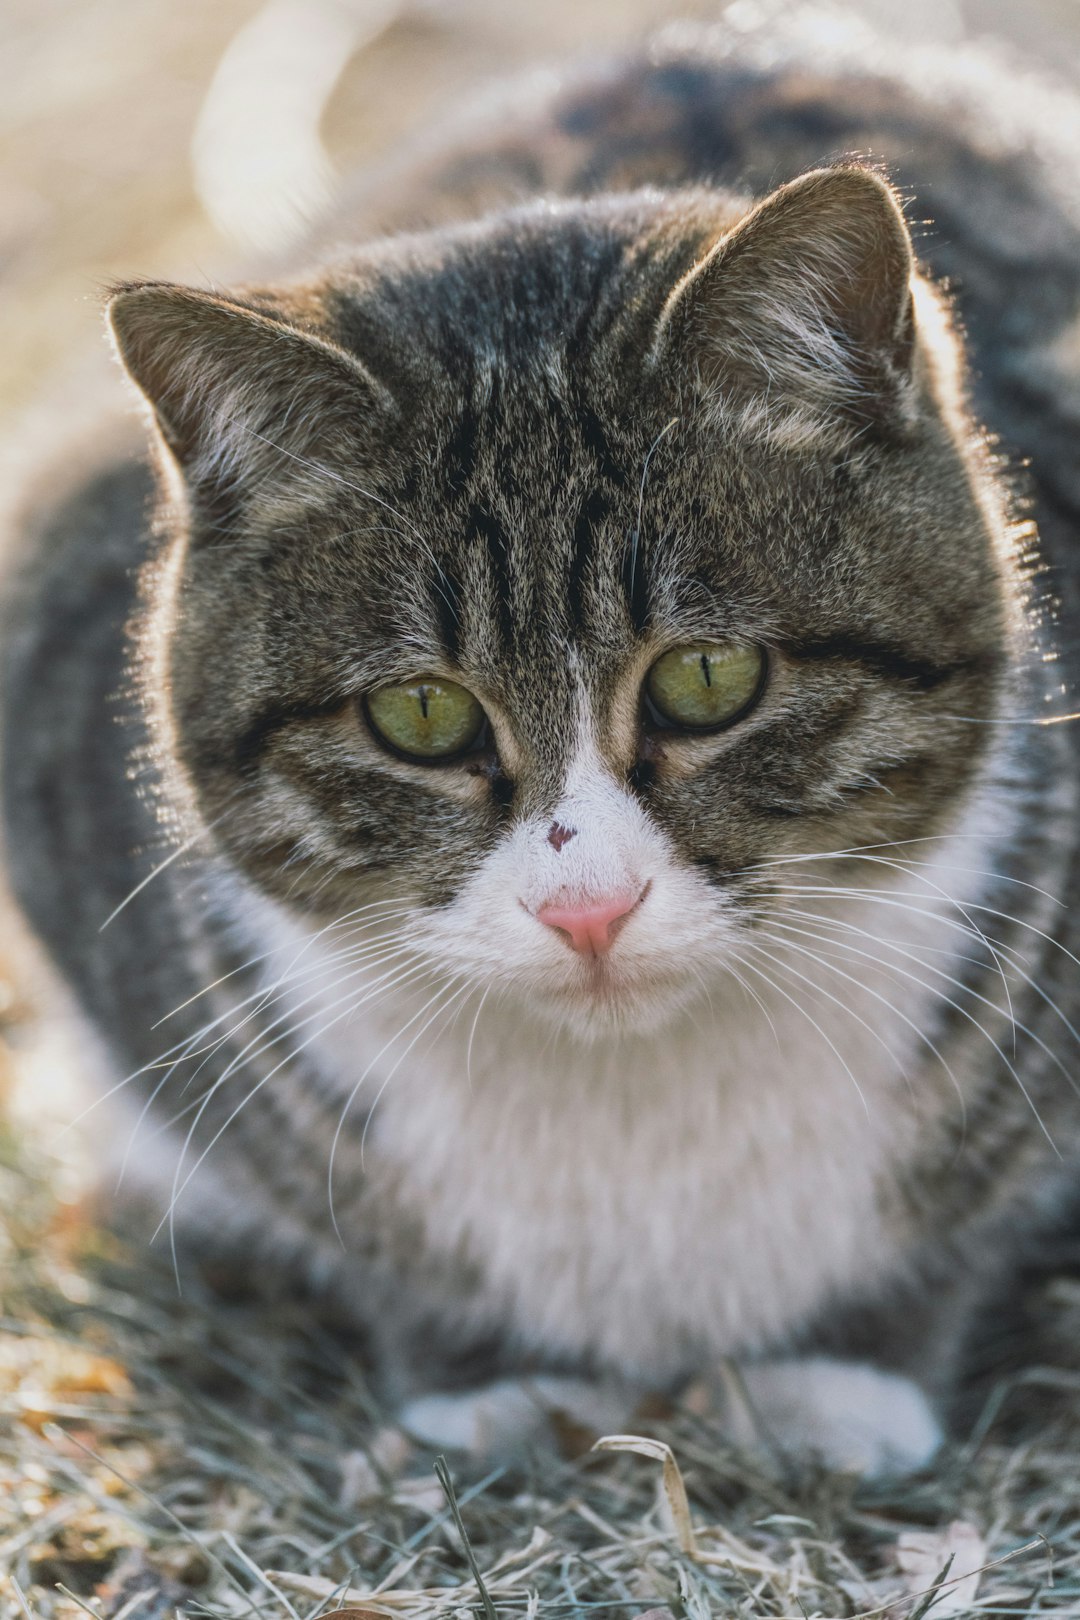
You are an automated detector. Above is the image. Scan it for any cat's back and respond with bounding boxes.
[1,446,166,1022]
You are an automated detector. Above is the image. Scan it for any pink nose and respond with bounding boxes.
[536,892,642,956]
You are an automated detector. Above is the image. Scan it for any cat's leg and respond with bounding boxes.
[727,1357,942,1477]
[399,1375,635,1459]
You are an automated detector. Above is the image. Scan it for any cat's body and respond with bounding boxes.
[7,14,1080,1472]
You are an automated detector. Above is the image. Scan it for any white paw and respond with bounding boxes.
[399,1376,630,1459]
[732,1357,942,1478]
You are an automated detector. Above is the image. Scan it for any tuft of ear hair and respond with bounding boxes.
[653,166,918,452]
[107,283,391,519]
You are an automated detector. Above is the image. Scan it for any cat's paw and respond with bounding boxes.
[399,1376,630,1460]
[729,1357,942,1478]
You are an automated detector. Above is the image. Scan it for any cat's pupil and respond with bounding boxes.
[700,654,712,688]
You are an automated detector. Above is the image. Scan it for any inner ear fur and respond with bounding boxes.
[107,282,392,505]
[654,166,918,449]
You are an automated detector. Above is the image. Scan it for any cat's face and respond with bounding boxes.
[113,171,1014,1036]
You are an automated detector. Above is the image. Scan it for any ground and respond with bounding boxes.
[5,1,1080,1616]
[4,1084,1080,1618]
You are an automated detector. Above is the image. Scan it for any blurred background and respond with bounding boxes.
[3,0,1080,466]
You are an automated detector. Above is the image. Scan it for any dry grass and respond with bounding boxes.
[4,1093,1080,1620]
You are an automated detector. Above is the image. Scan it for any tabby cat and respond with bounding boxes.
[7,10,1080,1475]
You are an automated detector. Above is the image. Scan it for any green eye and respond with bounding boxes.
[646,642,766,730]
[365,678,485,761]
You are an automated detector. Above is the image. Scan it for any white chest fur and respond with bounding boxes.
[360,962,925,1379]
[233,881,970,1380]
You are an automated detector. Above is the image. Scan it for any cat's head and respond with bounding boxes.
[110,167,1017,1037]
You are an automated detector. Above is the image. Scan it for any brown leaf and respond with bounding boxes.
[319,1610,394,1620]
[896,1520,987,1617]
[591,1435,697,1556]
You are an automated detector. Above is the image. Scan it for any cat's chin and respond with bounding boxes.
[517,964,703,1042]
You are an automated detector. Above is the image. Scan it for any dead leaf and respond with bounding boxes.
[3,1340,132,1431]
[319,1610,393,1620]
[591,1434,697,1556]
[896,1520,987,1617]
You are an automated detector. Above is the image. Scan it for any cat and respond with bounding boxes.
[6,7,1080,1477]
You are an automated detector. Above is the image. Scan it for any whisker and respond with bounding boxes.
[774,907,1080,1098]
[762,882,1006,949]
[465,985,492,1091]
[151,948,425,1193]
[761,922,971,1141]
[760,852,1019,1037]
[150,897,414,1029]
[327,975,470,1243]
[743,935,911,1089]
[358,978,474,1167]
[245,427,427,541]
[725,944,873,1120]
[742,839,1063,907]
[766,879,1080,983]
[764,915,1066,1152]
[935,708,1080,727]
[157,956,435,1272]
[118,946,420,1198]
[141,932,418,1107]
[756,924,969,1120]
[178,904,419,1047]
[174,944,423,1106]
[67,910,418,1145]
[98,799,239,931]
[719,955,783,1053]
[116,938,419,1183]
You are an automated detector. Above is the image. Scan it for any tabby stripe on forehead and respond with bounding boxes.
[444,403,480,493]
[431,559,463,661]
[568,488,608,628]
[790,636,1003,691]
[470,501,515,649]
[577,403,629,490]
[622,526,651,632]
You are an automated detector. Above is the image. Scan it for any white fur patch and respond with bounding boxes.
[736,1357,942,1476]
[400,1376,629,1459]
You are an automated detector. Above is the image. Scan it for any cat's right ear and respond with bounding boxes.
[651,167,919,452]
[107,282,392,509]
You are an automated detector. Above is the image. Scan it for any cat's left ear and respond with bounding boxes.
[653,166,918,450]
[107,281,393,518]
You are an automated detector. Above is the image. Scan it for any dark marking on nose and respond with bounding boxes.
[547,821,577,852]
[627,759,656,797]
